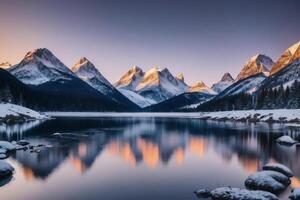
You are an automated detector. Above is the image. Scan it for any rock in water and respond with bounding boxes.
[16,140,30,146]
[245,172,286,193]
[0,161,14,178]
[263,163,294,177]
[0,141,16,151]
[259,171,291,186]
[210,187,278,200]
[276,136,298,146]
[289,188,300,200]
[194,189,211,198]
[0,148,7,154]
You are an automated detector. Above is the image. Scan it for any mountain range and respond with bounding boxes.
[0,41,299,112]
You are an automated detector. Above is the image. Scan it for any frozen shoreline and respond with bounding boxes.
[0,103,47,123]
[46,109,300,124]
[198,109,300,124]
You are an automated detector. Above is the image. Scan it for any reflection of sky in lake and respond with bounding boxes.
[0,118,299,200]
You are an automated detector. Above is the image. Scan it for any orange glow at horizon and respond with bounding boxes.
[137,138,159,168]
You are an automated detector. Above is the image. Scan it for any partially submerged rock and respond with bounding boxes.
[245,172,286,193]
[0,148,8,160]
[52,132,62,137]
[0,148,7,154]
[0,154,8,159]
[16,140,30,146]
[210,187,278,200]
[260,170,291,186]
[290,188,300,200]
[0,160,14,178]
[0,141,16,151]
[277,136,298,146]
[194,189,211,198]
[263,163,294,177]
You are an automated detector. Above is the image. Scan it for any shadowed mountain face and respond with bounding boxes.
[0,48,140,111]
[0,69,137,111]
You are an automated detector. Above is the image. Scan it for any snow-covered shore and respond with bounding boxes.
[199,109,300,123]
[0,103,47,123]
[46,109,300,124]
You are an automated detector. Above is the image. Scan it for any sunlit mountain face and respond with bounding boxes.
[0,117,299,200]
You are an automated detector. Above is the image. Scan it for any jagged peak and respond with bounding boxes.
[236,54,274,80]
[192,81,207,88]
[220,72,234,82]
[71,57,95,72]
[24,48,54,59]
[131,65,142,71]
[0,62,11,66]
[287,41,300,55]
[176,73,184,82]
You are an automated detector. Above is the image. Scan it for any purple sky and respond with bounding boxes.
[0,0,299,86]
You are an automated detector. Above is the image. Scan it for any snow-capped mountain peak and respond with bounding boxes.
[133,67,188,103]
[115,65,144,90]
[220,72,234,82]
[189,81,216,94]
[270,41,300,75]
[176,73,185,82]
[211,72,234,93]
[236,54,274,80]
[72,57,108,81]
[287,41,300,55]
[0,62,12,69]
[71,57,114,94]
[9,48,75,85]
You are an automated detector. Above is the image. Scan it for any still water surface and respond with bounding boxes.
[0,117,300,200]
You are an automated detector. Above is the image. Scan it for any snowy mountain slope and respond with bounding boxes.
[211,73,234,93]
[176,73,185,82]
[9,48,76,85]
[71,57,116,95]
[71,58,140,109]
[0,103,46,120]
[118,88,156,108]
[135,67,188,103]
[115,66,144,90]
[143,92,214,112]
[0,62,12,70]
[258,58,300,90]
[270,41,300,75]
[236,54,274,81]
[189,81,216,95]
[0,68,138,111]
[215,73,266,99]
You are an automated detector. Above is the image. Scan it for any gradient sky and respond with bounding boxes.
[0,0,299,86]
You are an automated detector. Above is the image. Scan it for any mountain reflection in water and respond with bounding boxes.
[0,117,299,200]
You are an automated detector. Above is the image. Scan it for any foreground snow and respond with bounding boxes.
[199,109,300,123]
[0,103,46,120]
[118,88,156,108]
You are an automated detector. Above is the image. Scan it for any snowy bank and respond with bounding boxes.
[0,103,47,123]
[199,109,300,124]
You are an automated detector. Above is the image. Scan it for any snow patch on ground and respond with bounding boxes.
[276,136,298,145]
[210,187,278,200]
[199,109,300,123]
[0,103,46,120]
[118,88,156,108]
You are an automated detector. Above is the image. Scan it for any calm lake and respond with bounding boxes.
[0,116,300,200]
